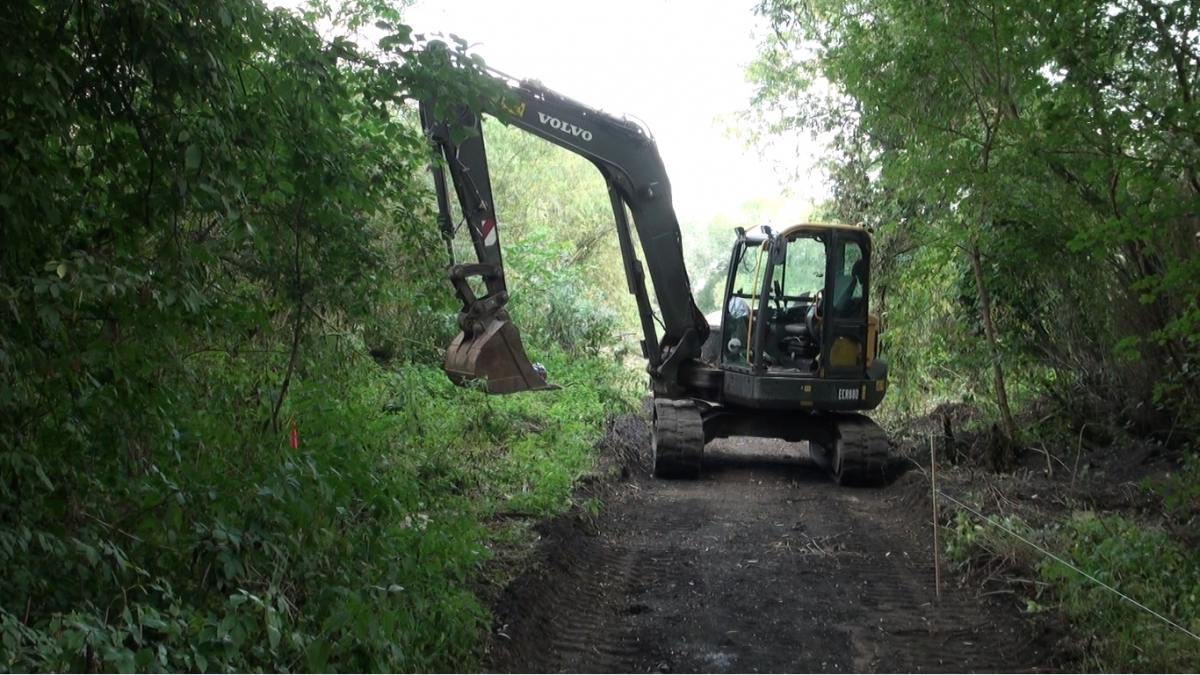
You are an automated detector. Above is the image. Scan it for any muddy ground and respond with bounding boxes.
[485,418,1063,673]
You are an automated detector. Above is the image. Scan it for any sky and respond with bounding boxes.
[401,0,819,223]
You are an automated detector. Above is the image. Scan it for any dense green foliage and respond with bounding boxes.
[747,0,1200,436]
[0,0,634,670]
[1043,511,1200,671]
[475,120,630,355]
[945,504,1200,672]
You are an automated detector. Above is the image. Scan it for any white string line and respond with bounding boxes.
[936,490,1200,644]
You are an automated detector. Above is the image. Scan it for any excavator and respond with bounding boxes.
[419,73,892,485]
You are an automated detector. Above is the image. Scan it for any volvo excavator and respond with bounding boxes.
[419,73,892,485]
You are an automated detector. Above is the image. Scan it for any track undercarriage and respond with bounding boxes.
[651,398,892,486]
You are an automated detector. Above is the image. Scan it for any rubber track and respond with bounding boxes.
[832,413,891,486]
[652,398,705,480]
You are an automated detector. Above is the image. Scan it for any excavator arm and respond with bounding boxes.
[421,76,709,396]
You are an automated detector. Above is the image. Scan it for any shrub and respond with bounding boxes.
[1042,512,1200,672]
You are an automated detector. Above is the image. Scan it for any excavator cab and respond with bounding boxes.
[712,223,886,409]
[664,222,892,485]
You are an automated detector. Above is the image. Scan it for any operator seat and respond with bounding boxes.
[833,259,867,317]
[780,300,821,365]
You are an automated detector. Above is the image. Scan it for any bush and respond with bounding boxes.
[942,498,1200,672]
[0,2,640,670]
[503,229,620,358]
[1042,512,1200,672]
[0,344,634,672]
[1,362,480,671]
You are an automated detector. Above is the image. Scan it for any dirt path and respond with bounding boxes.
[486,431,1054,673]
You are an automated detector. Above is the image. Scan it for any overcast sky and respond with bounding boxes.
[402,0,818,223]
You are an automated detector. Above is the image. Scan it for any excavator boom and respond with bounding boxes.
[421,76,707,396]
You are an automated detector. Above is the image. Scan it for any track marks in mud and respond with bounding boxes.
[486,519,645,673]
[540,543,640,673]
[823,501,1038,673]
[487,437,1050,673]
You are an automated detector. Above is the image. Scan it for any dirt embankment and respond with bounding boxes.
[485,418,1060,673]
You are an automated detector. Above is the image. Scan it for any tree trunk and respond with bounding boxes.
[970,242,1017,440]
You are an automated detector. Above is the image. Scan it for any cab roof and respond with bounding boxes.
[740,221,867,245]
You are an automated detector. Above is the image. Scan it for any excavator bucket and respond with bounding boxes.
[444,316,554,394]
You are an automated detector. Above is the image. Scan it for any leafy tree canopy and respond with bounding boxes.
[746,0,1200,431]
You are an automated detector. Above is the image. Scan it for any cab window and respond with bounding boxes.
[781,235,825,299]
[730,242,766,298]
[830,239,866,319]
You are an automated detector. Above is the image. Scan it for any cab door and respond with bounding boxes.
[821,231,870,382]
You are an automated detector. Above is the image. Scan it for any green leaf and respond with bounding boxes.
[34,464,54,490]
[186,144,202,170]
[322,610,351,633]
[79,541,100,566]
[113,649,136,674]
[168,503,183,532]
[218,613,236,640]
[306,638,331,672]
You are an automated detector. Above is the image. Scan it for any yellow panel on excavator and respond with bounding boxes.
[828,336,863,368]
[444,317,554,394]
